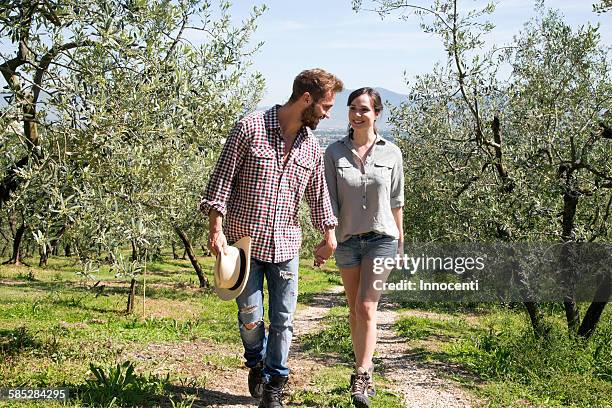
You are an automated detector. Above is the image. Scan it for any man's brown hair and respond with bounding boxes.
[288,68,344,103]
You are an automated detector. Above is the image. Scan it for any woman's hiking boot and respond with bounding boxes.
[350,366,372,408]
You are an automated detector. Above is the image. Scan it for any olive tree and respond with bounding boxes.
[0,1,266,287]
[353,0,611,338]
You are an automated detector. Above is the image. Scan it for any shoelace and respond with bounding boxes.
[266,383,285,400]
[269,387,284,400]
[351,373,369,394]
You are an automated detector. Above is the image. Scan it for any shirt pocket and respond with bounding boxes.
[336,157,361,188]
[372,161,393,185]
[292,154,314,193]
[247,145,276,181]
[250,145,275,160]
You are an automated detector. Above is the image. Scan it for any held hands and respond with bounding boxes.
[208,229,229,257]
[314,229,337,267]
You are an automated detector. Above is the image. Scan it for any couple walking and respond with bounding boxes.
[199,68,404,408]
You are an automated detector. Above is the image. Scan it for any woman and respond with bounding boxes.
[324,87,404,408]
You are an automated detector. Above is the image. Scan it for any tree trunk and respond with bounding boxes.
[0,157,30,209]
[171,243,179,260]
[510,253,549,338]
[0,41,40,209]
[126,278,136,314]
[174,227,208,288]
[38,226,66,267]
[3,224,26,265]
[524,301,549,338]
[577,273,611,339]
[131,240,138,261]
[38,244,49,267]
[561,190,580,332]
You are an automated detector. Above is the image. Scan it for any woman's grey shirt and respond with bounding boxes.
[324,134,404,243]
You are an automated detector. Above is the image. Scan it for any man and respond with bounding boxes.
[200,69,343,408]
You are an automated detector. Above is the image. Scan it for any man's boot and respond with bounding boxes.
[248,361,264,398]
[258,375,288,408]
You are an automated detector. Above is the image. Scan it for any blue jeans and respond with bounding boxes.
[236,256,299,379]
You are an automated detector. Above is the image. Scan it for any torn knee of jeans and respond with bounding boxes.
[242,320,262,330]
[239,304,258,315]
[279,269,295,280]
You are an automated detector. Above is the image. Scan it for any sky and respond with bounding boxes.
[0,1,609,110]
[222,0,611,106]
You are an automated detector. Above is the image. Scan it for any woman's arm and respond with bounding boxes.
[392,206,403,243]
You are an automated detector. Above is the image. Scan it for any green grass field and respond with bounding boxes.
[1,254,610,407]
[0,253,359,407]
[393,308,612,407]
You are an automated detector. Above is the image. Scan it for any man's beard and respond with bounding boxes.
[301,103,321,130]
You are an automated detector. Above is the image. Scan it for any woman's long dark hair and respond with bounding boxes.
[347,87,383,139]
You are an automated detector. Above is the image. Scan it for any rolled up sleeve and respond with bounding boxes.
[305,153,338,232]
[199,122,249,216]
[390,149,404,209]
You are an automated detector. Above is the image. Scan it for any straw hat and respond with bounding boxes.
[213,236,252,300]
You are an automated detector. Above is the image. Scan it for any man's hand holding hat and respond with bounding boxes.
[208,208,229,256]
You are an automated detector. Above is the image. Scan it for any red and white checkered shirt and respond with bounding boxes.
[199,105,337,263]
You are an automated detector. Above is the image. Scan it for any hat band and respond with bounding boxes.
[229,248,247,291]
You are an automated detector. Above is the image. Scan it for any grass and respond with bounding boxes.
[394,308,612,407]
[289,365,404,408]
[0,251,345,406]
[4,250,607,407]
[302,306,354,361]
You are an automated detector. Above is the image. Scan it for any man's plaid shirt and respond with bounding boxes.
[199,105,337,263]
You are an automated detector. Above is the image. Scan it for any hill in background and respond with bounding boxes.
[257,87,407,131]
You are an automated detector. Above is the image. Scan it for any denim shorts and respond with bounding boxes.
[335,232,398,268]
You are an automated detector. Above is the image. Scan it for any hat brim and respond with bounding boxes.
[214,236,252,301]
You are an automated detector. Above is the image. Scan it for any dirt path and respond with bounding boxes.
[286,287,474,408]
[129,287,474,407]
[376,302,474,408]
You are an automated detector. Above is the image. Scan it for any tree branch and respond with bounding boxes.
[581,164,612,182]
[0,57,26,92]
[32,40,96,104]
[369,1,453,31]
[164,12,189,64]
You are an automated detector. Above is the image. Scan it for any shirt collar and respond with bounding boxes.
[265,104,311,140]
[341,132,386,148]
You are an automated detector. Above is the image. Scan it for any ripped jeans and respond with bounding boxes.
[236,256,299,378]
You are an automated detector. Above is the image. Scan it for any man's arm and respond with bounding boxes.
[208,209,228,256]
[199,122,249,255]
